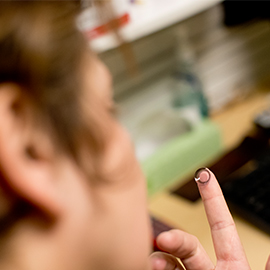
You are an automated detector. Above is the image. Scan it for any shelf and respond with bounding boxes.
[79,0,221,53]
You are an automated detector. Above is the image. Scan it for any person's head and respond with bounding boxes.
[0,2,152,270]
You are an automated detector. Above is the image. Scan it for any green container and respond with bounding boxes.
[142,119,223,196]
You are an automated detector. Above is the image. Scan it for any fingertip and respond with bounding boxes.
[150,256,166,270]
[194,167,211,185]
[156,229,187,254]
[150,252,184,270]
[156,230,175,247]
[194,168,222,199]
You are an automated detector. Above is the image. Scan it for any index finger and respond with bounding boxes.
[195,168,248,263]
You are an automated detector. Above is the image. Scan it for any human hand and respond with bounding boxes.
[150,168,270,270]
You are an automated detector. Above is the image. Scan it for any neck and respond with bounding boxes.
[0,216,63,270]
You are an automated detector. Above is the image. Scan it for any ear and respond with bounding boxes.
[0,84,62,219]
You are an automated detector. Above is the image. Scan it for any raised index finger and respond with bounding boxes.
[195,168,249,265]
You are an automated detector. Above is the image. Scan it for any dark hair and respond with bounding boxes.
[0,1,107,165]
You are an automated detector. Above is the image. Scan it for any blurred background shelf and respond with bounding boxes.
[79,0,221,52]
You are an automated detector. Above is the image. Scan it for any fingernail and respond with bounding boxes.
[194,167,211,184]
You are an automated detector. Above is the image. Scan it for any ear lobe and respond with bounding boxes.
[0,84,62,219]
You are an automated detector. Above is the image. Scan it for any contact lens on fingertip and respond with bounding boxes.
[194,167,211,184]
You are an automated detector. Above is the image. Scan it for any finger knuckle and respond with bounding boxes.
[211,220,235,231]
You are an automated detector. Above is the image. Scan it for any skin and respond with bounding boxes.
[0,51,269,269]
[151,169,270,270]
[0,54,152,270]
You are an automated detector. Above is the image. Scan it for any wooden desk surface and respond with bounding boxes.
[148,89,270,270]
